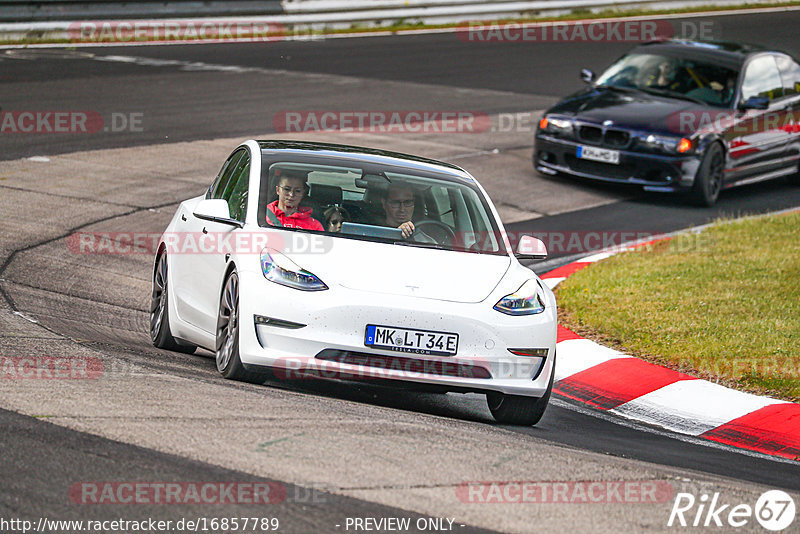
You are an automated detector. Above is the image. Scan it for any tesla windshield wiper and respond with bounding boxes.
[639,87,706,106]
[393,241,448,250]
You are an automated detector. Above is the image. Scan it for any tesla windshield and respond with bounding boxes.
[596,53,740,107]
[259,160,508,255]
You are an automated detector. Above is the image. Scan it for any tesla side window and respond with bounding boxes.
[741,55,784,102]
[222,152,251,222]
[775,54,800,97]
[207,149,245,200]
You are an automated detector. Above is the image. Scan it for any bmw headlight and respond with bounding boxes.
[494,279,546,316]
[539,116,573,135]
[260,249,328,291]
[641,134,693,154]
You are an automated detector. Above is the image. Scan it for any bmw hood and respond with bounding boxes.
[548,87,712,135]
[280,237,512,303]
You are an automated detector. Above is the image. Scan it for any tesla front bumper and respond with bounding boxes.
[236,270,557,397]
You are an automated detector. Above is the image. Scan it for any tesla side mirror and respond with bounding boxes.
[740,96,769,110]
[193,199,243,227]
[515,235,548,260]
[580,68,596,84]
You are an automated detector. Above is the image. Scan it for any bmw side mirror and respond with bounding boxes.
[580,68,596,84]
[739,96,769,110]
[515,235,548,260]
[193,199,243,228]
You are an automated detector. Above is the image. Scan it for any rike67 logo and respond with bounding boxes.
[668,490,795,531]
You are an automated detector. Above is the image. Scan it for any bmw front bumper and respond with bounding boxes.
[534,133,701,192]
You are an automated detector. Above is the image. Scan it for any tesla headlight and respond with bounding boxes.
[260,249,328,291]
[539,116,573,135]
[494,279,546,316]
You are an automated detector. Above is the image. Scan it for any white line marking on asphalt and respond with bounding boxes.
[12,311,39,324]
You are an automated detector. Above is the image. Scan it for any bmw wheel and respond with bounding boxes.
[150,253,196,354]
[216,270,264,383]
[689,143,724,207]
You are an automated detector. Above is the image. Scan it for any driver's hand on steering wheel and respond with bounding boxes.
[398,221,415,239]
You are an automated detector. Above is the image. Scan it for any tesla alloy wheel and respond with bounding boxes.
[216,270,264,383]
[150,253,196,354]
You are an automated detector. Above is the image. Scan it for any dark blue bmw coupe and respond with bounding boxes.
[534,40,800,206]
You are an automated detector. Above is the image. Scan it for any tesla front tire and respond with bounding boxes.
[150,253,196,354]
[486,366,554,426]
[216,270,266,384]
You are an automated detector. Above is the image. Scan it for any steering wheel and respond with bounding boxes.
[411,220,456,245]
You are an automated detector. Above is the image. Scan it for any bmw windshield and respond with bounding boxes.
[596,52,740,107]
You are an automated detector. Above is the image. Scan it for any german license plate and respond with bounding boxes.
[577,145,620,164]
[365,325,458,357]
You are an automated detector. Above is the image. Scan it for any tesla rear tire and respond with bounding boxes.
[150,253,197,354]
[689,143,724,207]
[486,368,554,426]
[216,270,265,384]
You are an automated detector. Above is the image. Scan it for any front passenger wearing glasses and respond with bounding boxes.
[266,170,324,231]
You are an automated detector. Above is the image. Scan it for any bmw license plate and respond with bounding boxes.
[365,325,458,357]
[577,145,620,165]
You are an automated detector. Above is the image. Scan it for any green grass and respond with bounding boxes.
[556,211,800,402]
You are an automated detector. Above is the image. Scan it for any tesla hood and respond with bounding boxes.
[283,237,512,303]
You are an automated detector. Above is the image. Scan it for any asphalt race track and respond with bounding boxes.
[1,8,800,533]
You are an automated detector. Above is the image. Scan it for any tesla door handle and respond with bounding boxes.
[202,227,208,234]
[181,214,187,221]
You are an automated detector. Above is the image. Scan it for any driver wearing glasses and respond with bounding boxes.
[266,169,324,231]
[381,183,438,243]
[382,183,418,239]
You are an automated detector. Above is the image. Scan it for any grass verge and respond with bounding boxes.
[555,210,800,402]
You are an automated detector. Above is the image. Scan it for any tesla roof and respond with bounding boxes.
[257,140,472,180]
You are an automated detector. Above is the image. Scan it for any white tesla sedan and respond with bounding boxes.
[150,140,557,425]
